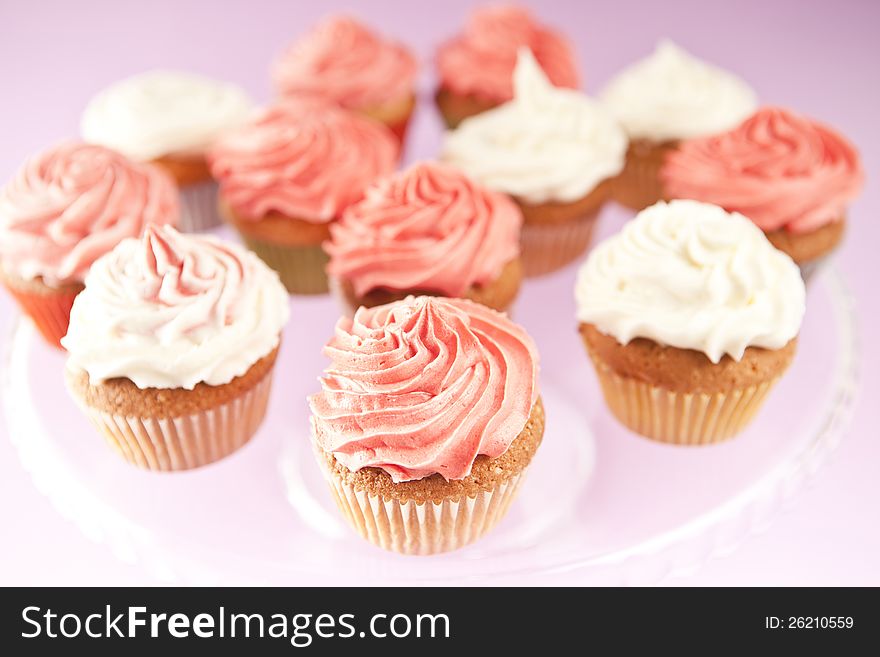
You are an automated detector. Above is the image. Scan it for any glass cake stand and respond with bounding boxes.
[1,263,857,585]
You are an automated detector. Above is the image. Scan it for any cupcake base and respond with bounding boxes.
[65,346,279,471]
[515,182,610,277]
[612,139,678,211]
[330,258,523,315]
[765,218,845,284]
[316,398,545,555]
[0,269,83,348]
[152,154,220,231]
[359,93,417,146]
[591,361,779,445]
[240,235,329,295]
[580,323,797,445]
[178,179,222,232]
[220,203,332,295]
[434,87,501,129]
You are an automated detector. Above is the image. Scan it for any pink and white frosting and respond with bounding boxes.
[436,4,580,102]
[273,16,418,110]
[62,224,289,389]
[309,296,540,482]
[662,107,864,233]
[0,142,178,286]
[326,162,521,297]
[208,98,398,223]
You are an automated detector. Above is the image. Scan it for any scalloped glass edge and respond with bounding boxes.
[1,267,860,585]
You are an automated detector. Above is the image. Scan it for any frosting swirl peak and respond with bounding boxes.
[208,98,398,223]
[273,16,418,109]
[326,162,521,296]
[662,106,864,233]
[575,200,805,363]
[436,5,580,102]
[62,224,289,389]
[442,49,626,204]
[0,142,178,286]
[600,40,757,141]
[309,296,539,482]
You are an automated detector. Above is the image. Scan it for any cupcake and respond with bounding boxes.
[435,4,580,128]
[309,296,542,554]
[272,16,418,145]
[81,70,253,232]
[576,200,805,445]
[600,41,757,210]
[0,142,178,348]
[661,107,864,280]
[61,224,289,471]
[326,162,522,314]
[208,98,398,295]
[443,49,626,276]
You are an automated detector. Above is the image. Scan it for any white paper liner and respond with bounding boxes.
[593,362,779,445]
[75,373,273,471]
[179,180,222,232]
[520,211,598,277]
[318,455,525,554]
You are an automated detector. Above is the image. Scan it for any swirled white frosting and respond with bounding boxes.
[81,70,254,161]
[575,200,804,363]
[62,225,289,389]
[599,40,757,141]
[441,48,626,204]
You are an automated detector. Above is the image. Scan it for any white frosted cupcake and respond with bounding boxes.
[62,224,289,471]
[442,49,626,277]
[576,200,805,445]
[81,71,254,231]
[599,41,757,210]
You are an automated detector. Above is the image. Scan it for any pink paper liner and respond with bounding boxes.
[317,453,526,555]
[592,361,780,445]
[70,372,274,471]
[520,210,598,277]
[178,180,222,232]
[1,277,82,349]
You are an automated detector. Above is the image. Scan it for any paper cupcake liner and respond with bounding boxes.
[318,458,525,555]
[593,362,779,445]
[520,211,598,277]
[74,372,273,471]
[386,112,413,147]
[798,254,832,284]
[179,180,222,232]
[238,235,329,295]
[1,276,82,348]
[612,146,670,211]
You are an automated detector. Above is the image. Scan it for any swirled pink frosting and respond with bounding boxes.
[662,107,864,233]
[436,5,580,102]
[309,296,540,483]
[0,141,178,286]
[273,16,418,109]
[208,99,398,223]
[326,162,521,297]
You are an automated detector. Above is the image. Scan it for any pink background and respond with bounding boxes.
[0,0,878,585]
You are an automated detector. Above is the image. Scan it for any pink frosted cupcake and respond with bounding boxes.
[0,142,178,348]
[662,106,864,279]
[208,98,398,294]
[309,296,543,554]
[435,4,580,128]
[62,225,289,471]
[326,161,523,314]
[272,16,418,144]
